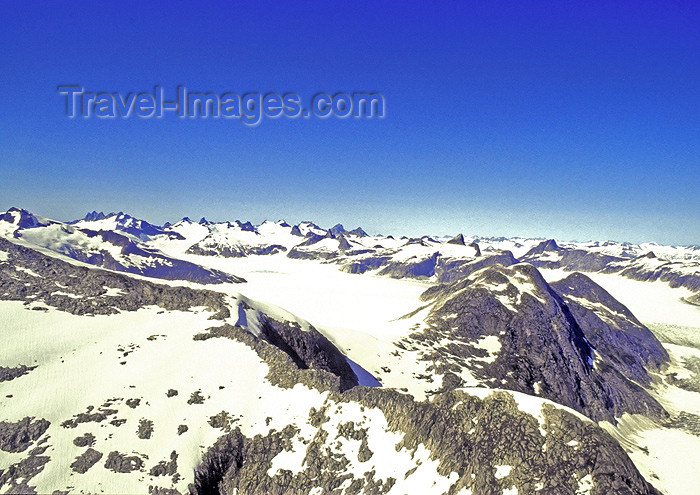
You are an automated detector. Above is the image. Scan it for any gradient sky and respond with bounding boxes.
[1,1,698,244]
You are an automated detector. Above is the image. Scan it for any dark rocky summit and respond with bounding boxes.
[408,263,668,422]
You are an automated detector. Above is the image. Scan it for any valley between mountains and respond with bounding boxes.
[1,208,699,495]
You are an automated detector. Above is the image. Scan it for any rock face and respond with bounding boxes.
[408,263,668,422]
[258,317,358,391]
[70,448,103,474]
[601,254,700,293]
[0,365,36,382]
[104,451,144,473]
[195,318,359,392]
[550,272,669,384]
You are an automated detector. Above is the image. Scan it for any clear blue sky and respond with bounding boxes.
[1,1,698,244]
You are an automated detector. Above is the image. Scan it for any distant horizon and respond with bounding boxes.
[2,2,698,247]
[4,204,698,248]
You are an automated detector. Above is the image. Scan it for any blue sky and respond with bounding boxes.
[1,1,698,244]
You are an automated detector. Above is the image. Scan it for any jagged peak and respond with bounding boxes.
[523,238,562,257]
[447,233,465,245]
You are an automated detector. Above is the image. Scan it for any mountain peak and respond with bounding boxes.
[347,227,368,237]
[329,224,346,236]
[447,233,465,245]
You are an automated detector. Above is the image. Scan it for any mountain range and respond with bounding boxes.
[1,207,699,495]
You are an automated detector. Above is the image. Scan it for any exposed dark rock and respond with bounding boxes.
[186,235,286,258]
[195,316,358,392]
[447,233,465,245]
[0,417,50,453]
[209,412,236,432]
[433,251,516,284]
[523,239,562,256]
[188,391,205,405]
[348,227,368,237]
[125,398,141,409]
[70,448,103,474]
[61,407,118,428]
[104,451,144,473]
[0,207,52,230]
[137,419,154,439]
[409,263,667,422]
[149,451,178,477]
[378,252,440,278]
[166,389,178,398]
[469,241,481,256]
[0,453,50,492]
[329,224,346,236]
[73,432,96,447]
[189,387,661,495]
[551,272,669,384]
[0,365,36,382]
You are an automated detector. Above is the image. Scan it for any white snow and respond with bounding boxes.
[472,335,501,363]
[540,269,700,329]
[0,300,328,494]
[494,465,512,479]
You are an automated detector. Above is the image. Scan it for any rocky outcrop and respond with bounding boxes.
[434,251,516,283]
[105,451,144,473]
[521,240,700,301]
[409,263,667,422]
[185,289,662,495]
[377,252,440,278]
[195,317,359,392]
[0,365,36,382]
[0,207,53,230]
[0,417,50,453]
[70,448,103,474]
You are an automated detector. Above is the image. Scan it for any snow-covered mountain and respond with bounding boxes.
[0,209,241,285]
[1,207,699,494]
